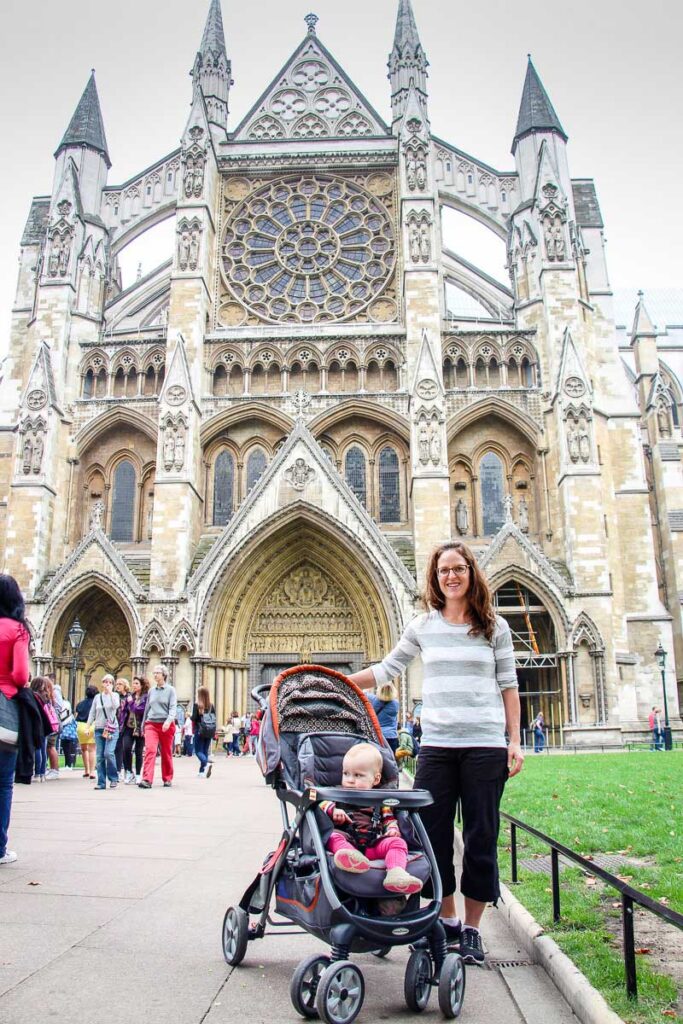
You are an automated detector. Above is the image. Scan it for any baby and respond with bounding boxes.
[321,742,423,896]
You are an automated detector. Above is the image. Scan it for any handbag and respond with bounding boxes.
[0,691,19,751]
[100,696,118,740]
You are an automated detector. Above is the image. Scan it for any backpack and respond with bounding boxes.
[198,708,216,739]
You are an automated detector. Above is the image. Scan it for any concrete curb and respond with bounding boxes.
[453,830,625,1024]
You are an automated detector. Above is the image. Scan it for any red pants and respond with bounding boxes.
[142,722,174,784]
[327,831,408,871]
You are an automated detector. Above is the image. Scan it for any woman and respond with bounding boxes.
[87,675,120,790]
[248,711,261,756]
[59,696,78,770]
[75,685,98,779]
[126,676,149,782]
[139,665,177,789]
[191,687,215,779]
[114,679,133,781]
[349,541,523,966]
[532,712,545,754]
[0,574,31,866]
[30,677,58,780]
[369,682,400,754]
[229,710,241,756]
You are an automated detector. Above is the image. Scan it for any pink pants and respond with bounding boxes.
[142,722,174,783]
[327,831,408,871]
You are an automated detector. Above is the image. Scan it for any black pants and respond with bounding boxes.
[121,729,144,774]
[61,737,77,768]
[414,746,508,904]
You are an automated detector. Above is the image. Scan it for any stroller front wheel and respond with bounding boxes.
[290,953,331,1019]
[437,952,466,1019]
[222,906,249,966]
[404,948,433,1012]
[315,960,365,1024]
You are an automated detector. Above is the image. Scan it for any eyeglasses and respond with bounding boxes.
[437,565,470,578]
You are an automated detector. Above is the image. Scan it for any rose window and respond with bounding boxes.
[221,175,396,324]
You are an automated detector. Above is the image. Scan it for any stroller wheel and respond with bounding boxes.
[315,960,365,1024]
[370,947,391,959]
[404,948,433,1012]
[437,952,466,1019]
[290,953,331,1019]
[222,906,249,966]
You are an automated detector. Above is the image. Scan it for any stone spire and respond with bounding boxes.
[55,71,111,168]
[388,0,429,128]
[513,57,567,151]
[192,0,232,134]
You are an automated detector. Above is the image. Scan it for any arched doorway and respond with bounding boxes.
[494,579,563,745]
[201,517,398,724]
[48,587,133,705]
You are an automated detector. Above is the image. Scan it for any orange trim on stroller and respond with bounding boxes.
[269,664,385,746]
[276,875,322,914]
[260,839,287,875]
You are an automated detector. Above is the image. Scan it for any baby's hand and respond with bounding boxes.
[332,808,350,825]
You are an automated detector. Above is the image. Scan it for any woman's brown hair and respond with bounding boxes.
[133,675,150,695]
[423,541,497,643]
[197,686,212,713]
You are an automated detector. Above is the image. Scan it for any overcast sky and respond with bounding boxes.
[1,0,681,349]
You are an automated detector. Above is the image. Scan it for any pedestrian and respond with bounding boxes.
[88,675,120,790]
[191,687,216,779]
[183,711,194,756]
[0,573,31,866]
[369,682,400,754]
[59,696,78,770]
[75,685,98,779]
[412,716,422,756]
[349,540,524,966]
[127,676,149,782]
[649,706,664,751]
[30,677,59,780]
[174,701,186,757]
[532,712,545,753]
[114,678,132,780]
[43,678,61,780]
[138,664,177,789]
[229,709,241,756]
[248,711,261,756]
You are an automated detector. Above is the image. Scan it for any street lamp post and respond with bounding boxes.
[68,618,86,708]
[654,643,673,751]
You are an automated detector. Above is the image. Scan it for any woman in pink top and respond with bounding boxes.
[0,575,31,866]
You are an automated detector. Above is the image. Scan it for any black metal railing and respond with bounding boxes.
[502,811,683,1000]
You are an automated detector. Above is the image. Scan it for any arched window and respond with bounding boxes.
[379,446,401,523]
[144,365,156,396]
[488,358,500,388]
[83,369,94,398]
[228,365,242,396]
[475,358,487,387]
[480,452,505,535]
[345,446,367,507]
[213,365,227,397]
[126,367,137,397]
[96,369,107,397]
[267,363,281,394]
[456,358,468,387]
[366,360,381,391]
[110,460,136,542]
[113,367,126,397]
[384,360,398,392]
[521,357,533,387]
[667,388,679,427]
[251,365,266,395]
[328,360,342,392]
[246,449,267,493]
[213,450,234,526]
[345,361,358,391]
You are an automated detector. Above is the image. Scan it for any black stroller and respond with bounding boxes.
[221,666,466,1023]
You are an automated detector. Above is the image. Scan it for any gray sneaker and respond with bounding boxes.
[459,927,485,965]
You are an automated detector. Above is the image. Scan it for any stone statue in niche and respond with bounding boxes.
[518,496,529,534]
[544,215,566,262]
[22,435,33,474]
[184,153,205,199]
[31,434,44,474]
[455,498,468,536]
[578,426,591,463]
[163,429,176,470]
[567,425,580,463]
[503,494,514,522]
[90,500,105,531]
[409,223,421,263]
[146,492,154,540]
[178,229,191,271]
[416,153,427,191]
[188,228,200,270]
[406,154,417,191]
[419,222,431,262]
[429,422,441,465]
[174,425,186,470]
[418,422,430,465]
[657,404,671,438]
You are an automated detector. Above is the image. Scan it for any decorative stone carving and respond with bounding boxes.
[418,422,430,465]
[182,126,206,199]
[566,409,592,464]
[503,494,514,522]
[416,378,437,401]
[285,458,315,491]
[27,389,47,410]
[429,423,442,465]
[564,376,585,398]
[657,403,672,439]
[166,385,187,406]
[518,497,529,534]
[293,389,312,416]
[177,217,202,272]
[407,210,432,264]
[543,215,566,262]
[455,498,469,535]
[161,413,188,472]
[18,416,46,477]
[567,425,580,463]
[22,435,32,474]
[31,434,44,474]
[90,500,105,531]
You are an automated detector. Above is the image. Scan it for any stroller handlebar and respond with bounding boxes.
[309,786,433,810]
[251,684,271,708]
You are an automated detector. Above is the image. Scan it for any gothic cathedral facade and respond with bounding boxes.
[1,0,681,744]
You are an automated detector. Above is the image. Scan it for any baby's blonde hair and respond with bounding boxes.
[344,742,383,776]
[376,682,397,702]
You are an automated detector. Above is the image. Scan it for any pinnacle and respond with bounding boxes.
[513,56,566,145]
[55,71,111,167]
[392,0,423,56]
[200,0,226,56]
[632,292,657,338]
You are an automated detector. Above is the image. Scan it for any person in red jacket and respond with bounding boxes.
[0,574,31,866]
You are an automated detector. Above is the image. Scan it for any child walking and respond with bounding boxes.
[321,743,422,895]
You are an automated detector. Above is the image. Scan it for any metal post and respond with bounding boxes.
[510,823,518,884]
[660,665,673,751]
[622,894,638,1000]
[551,848,561,922]
[69,653,77,707]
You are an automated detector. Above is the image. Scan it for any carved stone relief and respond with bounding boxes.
[455,498,469,535]
[177,217,202,272]
[565,408,592,464]
[18,416,46,476]
[407,210,432,264]
[161,413,188,472]
[285,458,315,491]
[182,126,206,199]
[518,497,529,534]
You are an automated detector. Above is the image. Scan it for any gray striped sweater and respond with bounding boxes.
[371,611,518,749]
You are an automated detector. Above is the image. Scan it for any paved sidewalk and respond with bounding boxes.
[0,757,578,1023]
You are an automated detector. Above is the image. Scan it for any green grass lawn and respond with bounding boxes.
[500,751,683,1024]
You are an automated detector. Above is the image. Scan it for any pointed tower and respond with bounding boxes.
[388,0,429,129]
[54,71,110,215]
[512,58,572,205]
[191,0,232,138]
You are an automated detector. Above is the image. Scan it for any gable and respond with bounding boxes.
[233,35,390,144]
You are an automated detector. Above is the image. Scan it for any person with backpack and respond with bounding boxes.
[191,687,216,779]
[0,573,31,866]
[87,675,120,790]
[59,696,78,770]
[30,677,59,780]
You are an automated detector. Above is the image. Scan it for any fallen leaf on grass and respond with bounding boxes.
[661,1010,677,1017]
[635,948,651,955]
[616,875,633,882]
[27,881,40,886]
[585,877,597,887]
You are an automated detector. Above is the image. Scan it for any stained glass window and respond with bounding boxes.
[213,451,234,526]
[379,447,400,523]
[110,460,136,542]
[480,452,505,535]
[345,446,367,507]
[247,449,268,493]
